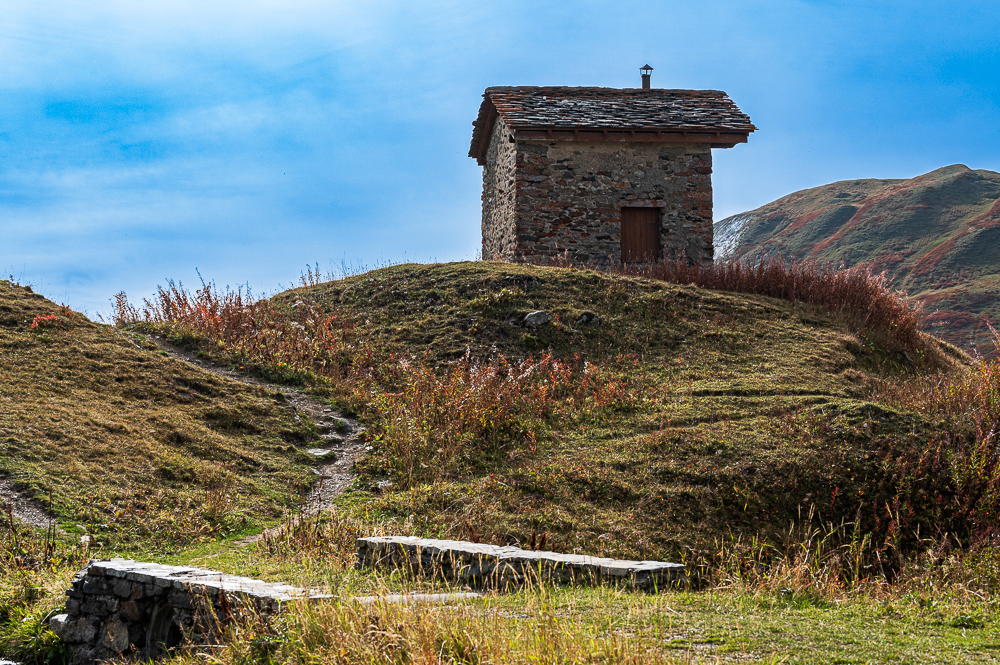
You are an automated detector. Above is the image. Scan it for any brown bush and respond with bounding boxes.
[113,280,637,489]
[113,279,358,381]
[877,325,1000,547]
[623,257,924,360]
[363,353,636,488]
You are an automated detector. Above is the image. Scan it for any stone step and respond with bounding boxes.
[357,536,686,589]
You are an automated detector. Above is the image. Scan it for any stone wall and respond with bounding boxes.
[481,136,715,265]
[358,536,686,590]
[50,559,321,665]
[514,141,714,265]
[481,118,518,260]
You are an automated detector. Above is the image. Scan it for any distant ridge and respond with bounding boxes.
[715,165,1000,354]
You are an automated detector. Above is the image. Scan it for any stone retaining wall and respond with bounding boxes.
[357,536,686,589]
[49,559,323,665]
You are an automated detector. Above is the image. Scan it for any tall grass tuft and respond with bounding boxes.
[168,585,677,665]
[877,324,1000,548]
[364,353,635,488]
[706,511,1000,598]
[114,279,358,381]
[624,257,924,360]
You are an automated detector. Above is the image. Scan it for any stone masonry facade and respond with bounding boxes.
[481,117,519,261]
[482,129,714,264]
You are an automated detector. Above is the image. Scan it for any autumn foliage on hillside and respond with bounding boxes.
[614,257,924,360]
[113,278,636,489]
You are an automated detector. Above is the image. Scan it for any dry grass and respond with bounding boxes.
[113,278,639,491]
[0,280,317,546]
[149,542,1000,665]
[164,591,686,665]
[363,352,636,489]
[875,324,1000,549]
[620,256,924,360]
[115,279,358,383]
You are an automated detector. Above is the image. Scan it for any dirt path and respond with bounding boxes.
[145,336,367,542]
[0,479,56,529]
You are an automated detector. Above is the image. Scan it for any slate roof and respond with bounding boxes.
[469,86,756,159]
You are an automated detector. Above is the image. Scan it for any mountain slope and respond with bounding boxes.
[715,165,1000,353]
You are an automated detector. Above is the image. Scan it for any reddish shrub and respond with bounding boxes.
[113,280,638,488]
[628,257,924,359]
[878,325,1000,547]
[113,280,357,380]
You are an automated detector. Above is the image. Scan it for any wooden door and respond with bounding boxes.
[621,207,660,263]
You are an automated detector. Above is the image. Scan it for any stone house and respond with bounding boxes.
[469,78,756,265]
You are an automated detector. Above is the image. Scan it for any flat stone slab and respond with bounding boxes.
[351,592,481,606]
[357,536,685,589]
[85,558,328,602]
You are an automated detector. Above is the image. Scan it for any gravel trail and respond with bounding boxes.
[144,336,367,542]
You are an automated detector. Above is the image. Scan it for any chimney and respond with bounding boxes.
[640,64,653,89]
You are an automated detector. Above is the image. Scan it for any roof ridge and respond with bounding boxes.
[484,86,728,95]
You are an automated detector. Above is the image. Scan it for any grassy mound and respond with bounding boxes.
[283,262,969,563]
[0,280,318,547]
[120,260,982,569]
[3,263,995,664]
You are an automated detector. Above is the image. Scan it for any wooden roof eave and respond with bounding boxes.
[509,127,752,146]
[472,102,498,165]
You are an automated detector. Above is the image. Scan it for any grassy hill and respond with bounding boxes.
[5,264,1000,663]
[714,164,1000,355]
[0,279,317,546]
[124,261,977,568]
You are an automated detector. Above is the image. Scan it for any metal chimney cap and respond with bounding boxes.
[640,64,653,89]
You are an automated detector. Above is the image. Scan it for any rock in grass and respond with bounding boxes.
[575,311,601,327]
[523,311,551,328]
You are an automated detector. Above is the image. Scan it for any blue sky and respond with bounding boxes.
[2,0,998,316]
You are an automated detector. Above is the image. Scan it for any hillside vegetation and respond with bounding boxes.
[3,264,1000,664]
[715,164,1000,354]
[0,280,317,547]
[119,261,986,573]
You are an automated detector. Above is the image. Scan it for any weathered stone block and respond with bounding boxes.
[51,615,99,643]
[70,646,97,665]
[112,579,134,598]
[65,598,81,616]
[357,536,685,590]
[119,600,142,622]
[81,596,118,617]
[167,591,193,610]
[98,618,129,654]
[523,311,551,328]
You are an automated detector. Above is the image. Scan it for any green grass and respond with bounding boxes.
[143,572,998,664]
